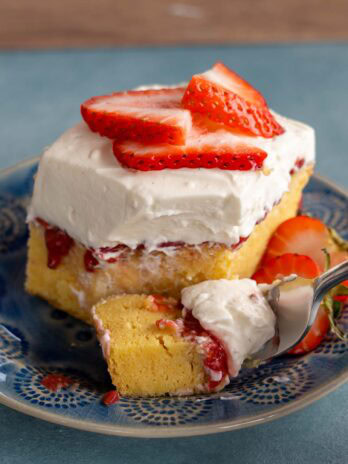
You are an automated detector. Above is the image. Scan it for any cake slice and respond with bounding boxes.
[25,63,315,323]
[91,294,208,396]
[26,163,312,323]
[91,279,276,397]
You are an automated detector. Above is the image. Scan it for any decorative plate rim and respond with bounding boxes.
[0,156,347,439]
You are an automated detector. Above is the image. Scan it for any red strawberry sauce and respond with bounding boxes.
[102,390,121,406]
[84,249,99,272]
[36,218,74,269]
[182,310,229,390]
[35,218,249,273]
[157,309,229,391]
[40,374,74,392]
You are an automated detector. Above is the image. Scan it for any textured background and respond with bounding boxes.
[2,0,348,48]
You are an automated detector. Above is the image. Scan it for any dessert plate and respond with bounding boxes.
[0,157,347,438]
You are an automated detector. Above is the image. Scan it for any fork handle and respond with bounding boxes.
[314,260,348,302]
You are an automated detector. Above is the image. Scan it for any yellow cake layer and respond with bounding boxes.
[92,295,205,396]
[25,167,312,323]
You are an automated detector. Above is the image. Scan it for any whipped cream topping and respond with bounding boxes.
[181,279,276,376]
[28,109,315,251]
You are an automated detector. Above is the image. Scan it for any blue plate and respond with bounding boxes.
[0,158,347,438]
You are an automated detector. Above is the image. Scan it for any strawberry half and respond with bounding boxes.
[252,253,327,354]
[252,253,321,284]
[262,216,330,271]
[182,62,285,138]
[287,306,330,355]
[113,123,267,171]
[81,88,191,145]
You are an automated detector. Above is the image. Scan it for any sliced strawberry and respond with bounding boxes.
[263,216,330,271]
[81,88,191,145]
[287,305,330,354]
[113,123,267,171]
[252,253,327,354]
[182,62,285,138]
[252,253,321,284]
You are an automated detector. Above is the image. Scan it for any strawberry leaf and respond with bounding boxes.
[321,233,348,341]
[322,247,331,272]
[323,294,347,340]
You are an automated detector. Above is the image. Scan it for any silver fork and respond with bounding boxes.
[252,260,348,361]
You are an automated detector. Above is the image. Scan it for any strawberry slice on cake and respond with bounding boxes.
[182,62,285,138]
[113,122,267,171]
[81,87,191,145]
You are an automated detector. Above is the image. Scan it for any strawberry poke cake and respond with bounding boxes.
[26,62,315,323]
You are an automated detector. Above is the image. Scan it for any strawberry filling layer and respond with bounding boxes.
[35,217,248,271]
[182,310,230,391]
[157,309,229,392]
[36,218,74,269]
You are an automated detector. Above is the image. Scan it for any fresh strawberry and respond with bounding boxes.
[262,216,330,271]
[287,306,330,354]
[113,123,267,171]
[182,62,285,138]
[81,88,191,145]
[252,253,328,354]
[252,253,321,284]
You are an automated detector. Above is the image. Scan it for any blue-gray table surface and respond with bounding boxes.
[0,44,347,464]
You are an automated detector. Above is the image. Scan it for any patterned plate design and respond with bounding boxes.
[0,158,347,438]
